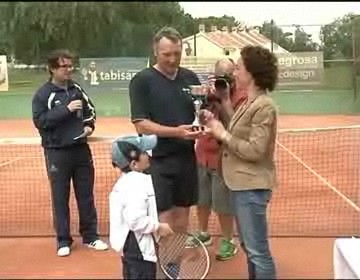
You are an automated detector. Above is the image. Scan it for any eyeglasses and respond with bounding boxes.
[58,64,74,70]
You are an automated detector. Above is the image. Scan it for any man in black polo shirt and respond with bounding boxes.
[129,27,202,236]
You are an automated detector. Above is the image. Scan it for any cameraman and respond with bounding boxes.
[186,58,246,261]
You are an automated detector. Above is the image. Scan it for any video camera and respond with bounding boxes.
[214,74,235,91]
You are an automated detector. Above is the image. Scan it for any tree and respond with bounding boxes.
[259,20,319,52]
[259,20,294,51]
[0,2,196,63]
[0,2,115,63]
[292,25,320,52]
[320,13,360,60]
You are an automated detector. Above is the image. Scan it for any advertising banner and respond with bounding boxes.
[79,57,148,93]
[0,56,9,92]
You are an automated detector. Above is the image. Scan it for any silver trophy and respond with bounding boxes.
[189,85,207,131]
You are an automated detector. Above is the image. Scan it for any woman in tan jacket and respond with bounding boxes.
[201,45,279,279]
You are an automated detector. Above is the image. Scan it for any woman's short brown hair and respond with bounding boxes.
[240,45,278,92]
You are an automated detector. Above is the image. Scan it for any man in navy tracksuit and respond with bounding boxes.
[32,49,108,257]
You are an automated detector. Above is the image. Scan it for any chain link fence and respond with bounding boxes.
[269,18,360,97]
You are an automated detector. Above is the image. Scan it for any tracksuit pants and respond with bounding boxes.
[44,144,98,248]
[122,231,156,279]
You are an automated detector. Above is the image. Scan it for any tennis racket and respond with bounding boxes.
[154,232,210,279]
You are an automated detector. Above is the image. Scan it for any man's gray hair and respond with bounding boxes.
[153,26,182,45]
[215,57,235,69]
[214,58,236,75]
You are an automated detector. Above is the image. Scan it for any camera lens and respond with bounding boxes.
[214,78,228,90]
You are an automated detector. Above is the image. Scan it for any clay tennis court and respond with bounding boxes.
[0,115,359,279]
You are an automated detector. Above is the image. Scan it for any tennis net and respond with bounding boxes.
[0,125,360,238]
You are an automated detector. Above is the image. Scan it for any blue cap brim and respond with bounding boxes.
[138,134,157,152]
[111,134,157,169]
[113,134,157,152]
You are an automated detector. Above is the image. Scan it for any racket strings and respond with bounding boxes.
[158,233,210,279]
[178,247,209,279]
[158,234,187,263]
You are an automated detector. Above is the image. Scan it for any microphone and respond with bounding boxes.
[72,91,83,119]
[76,105,82,119]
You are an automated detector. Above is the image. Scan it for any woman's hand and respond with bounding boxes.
[205,118,227,140]
[199,109,231,142]
[199,109,214,125]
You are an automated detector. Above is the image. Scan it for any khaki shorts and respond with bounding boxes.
[197,165,233,215]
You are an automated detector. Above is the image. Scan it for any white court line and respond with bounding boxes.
[279,125,360,133]
[276,140,360,213]
[278,89,314,93]
[0,157,21,168]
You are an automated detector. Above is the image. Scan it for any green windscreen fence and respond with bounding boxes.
[79,57,148,94]
[353,17,360,75]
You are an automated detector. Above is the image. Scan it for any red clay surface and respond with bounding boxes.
[0,115,359,278]
[0,237,334,279]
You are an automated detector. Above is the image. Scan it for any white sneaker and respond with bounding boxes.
[86,239,108,250]
[57,246,70,257]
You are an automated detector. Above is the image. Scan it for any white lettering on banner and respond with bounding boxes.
[80,58,147,87]
[100,70,137,81]
[279,70,316,81]
[278,56,319,68]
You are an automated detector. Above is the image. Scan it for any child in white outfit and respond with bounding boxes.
[109,134,173,279]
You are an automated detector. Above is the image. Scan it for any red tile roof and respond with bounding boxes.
[184,30,288,53]
[207,30,269,48]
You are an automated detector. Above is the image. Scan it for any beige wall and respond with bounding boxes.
[181,34,242,71]
[183,34,223,58]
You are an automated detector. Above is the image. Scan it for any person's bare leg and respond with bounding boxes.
[172,206,190,232]
[197,205,211,233]
[157,207,190,279]
[158,209,177,256]
[217,213,234,241]
[173,207,191,263]
[215,213,239,261]
[157,208,177,279]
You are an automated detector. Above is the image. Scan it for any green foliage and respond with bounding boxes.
[0,2,357,63]
[260,21,320,52]
[0,2,196,63]
[320,13,360,60]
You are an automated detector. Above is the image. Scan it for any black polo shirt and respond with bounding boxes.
[129,66,201,157]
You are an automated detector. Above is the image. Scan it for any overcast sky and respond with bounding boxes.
[180,2,360,42]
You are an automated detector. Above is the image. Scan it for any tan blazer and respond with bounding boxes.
[221,94,278,191]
